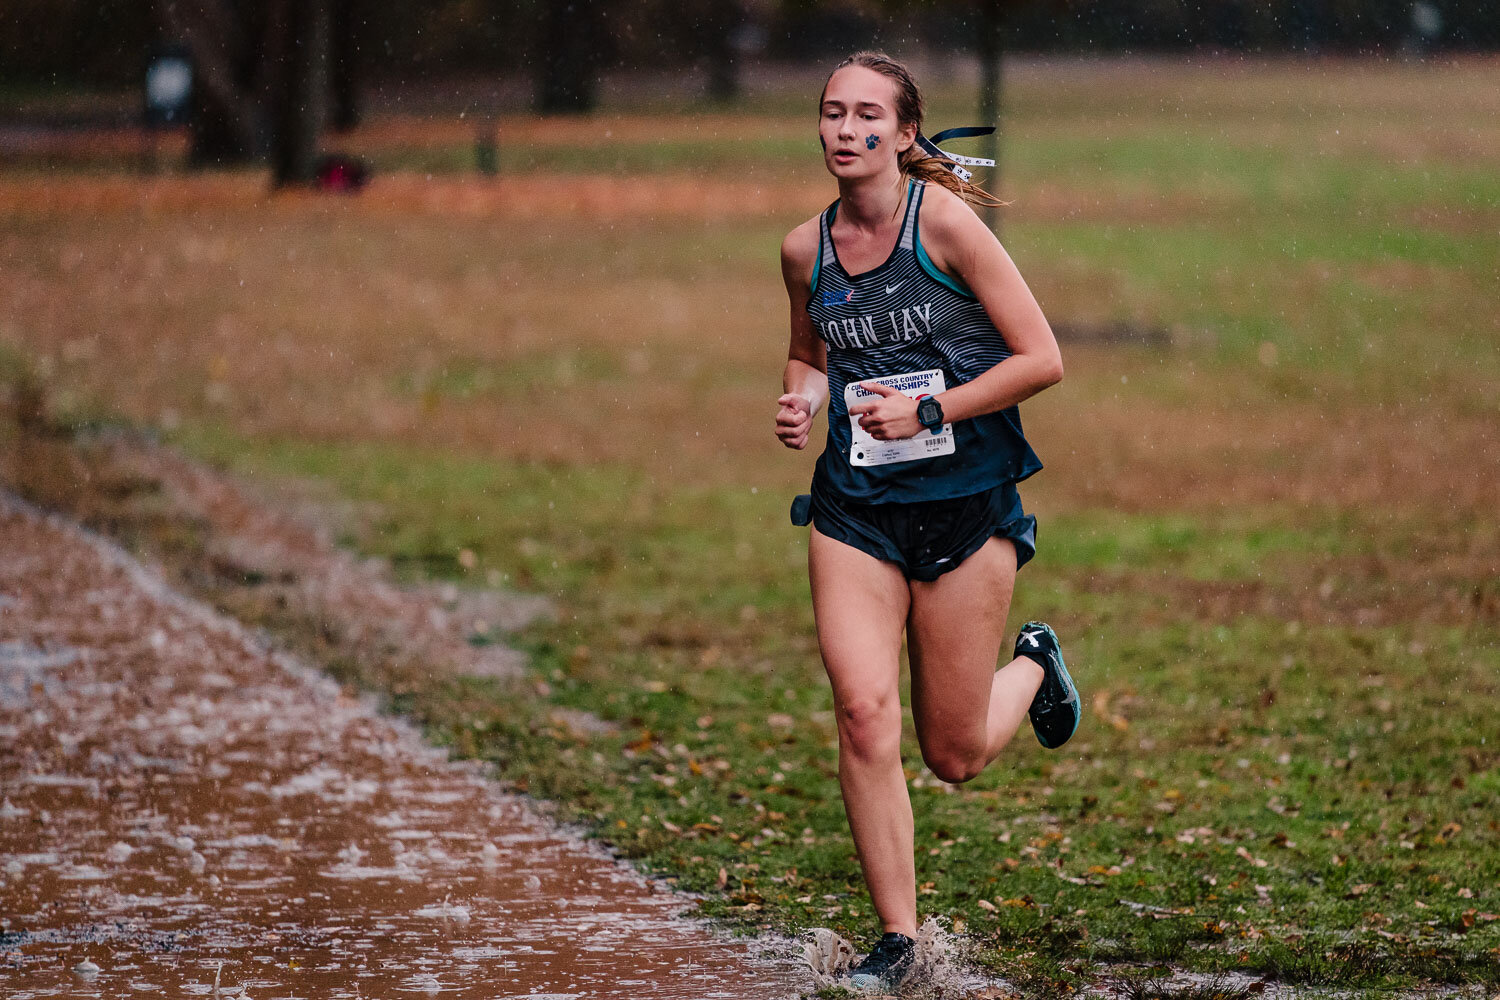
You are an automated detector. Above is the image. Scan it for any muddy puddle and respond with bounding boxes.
[0,495,807,998]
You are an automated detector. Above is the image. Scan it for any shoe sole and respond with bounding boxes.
[1023,622,1080,750]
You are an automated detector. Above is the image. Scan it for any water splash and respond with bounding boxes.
[803,917,999,998]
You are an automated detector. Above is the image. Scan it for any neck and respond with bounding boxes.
[836,169,907,229]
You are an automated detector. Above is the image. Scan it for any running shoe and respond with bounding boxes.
[1016,622,1080,749]
[848,931,916,992]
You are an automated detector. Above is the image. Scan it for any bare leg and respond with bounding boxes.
[907,537,1044,783]
[808,528,917,937]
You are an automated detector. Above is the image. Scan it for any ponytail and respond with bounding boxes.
[899,146,1006,208]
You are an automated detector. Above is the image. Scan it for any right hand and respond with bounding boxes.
[775,393,814,450]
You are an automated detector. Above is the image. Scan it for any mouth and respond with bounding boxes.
[832,149,858,163]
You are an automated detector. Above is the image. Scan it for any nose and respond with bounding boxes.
[836,117,856,140]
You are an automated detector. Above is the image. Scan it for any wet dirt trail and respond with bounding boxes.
[0,493,807,999]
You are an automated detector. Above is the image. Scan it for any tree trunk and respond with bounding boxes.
[154,0,270,165]
[329,0,361,131]
[154,0,354,180]
[976,2,1004,233]
[701,1,741,103]
[535,0,604,114]
[271,0,331,187]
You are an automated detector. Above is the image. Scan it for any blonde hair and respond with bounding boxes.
[823,51,1005,209]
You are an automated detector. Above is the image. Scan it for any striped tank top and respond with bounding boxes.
[807,179,1042,503]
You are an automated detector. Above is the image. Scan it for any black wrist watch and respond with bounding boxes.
[915,394,945,433]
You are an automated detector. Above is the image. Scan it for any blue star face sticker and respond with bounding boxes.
[865,134,880,150]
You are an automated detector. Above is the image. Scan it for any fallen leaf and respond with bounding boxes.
[1092,690,1129,730]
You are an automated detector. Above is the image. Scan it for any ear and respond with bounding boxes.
[895,120,918,154]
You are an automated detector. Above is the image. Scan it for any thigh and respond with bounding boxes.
[808,527,911,711]
[906,536,1018,742]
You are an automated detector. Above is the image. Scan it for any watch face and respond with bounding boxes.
[917,397,941,428]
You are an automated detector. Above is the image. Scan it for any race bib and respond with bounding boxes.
[845,369,956,467]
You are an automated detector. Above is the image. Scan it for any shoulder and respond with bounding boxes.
[780,214,822,286]
[916,181,988,247]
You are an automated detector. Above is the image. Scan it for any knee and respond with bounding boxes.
[835,694,901,762]
[922,742,987,785]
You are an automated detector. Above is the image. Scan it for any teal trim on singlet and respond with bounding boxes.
[809,208,826,297]
[913,211,977,300]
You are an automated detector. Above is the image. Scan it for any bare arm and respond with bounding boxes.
[925,185,1063,422]
[776,219,829,450]
[850,185,1062,441]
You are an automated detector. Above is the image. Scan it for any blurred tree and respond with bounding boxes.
[700,0,746,103]
[974,1,1004,231]
[329,0,363,131]
[151,0,360,185]
[535,0,611,113]
[8,0,1500,110]
[268,0,330,185]
[152,0,274,164]
[0,0,154,89]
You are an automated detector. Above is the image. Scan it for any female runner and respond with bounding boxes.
[774,52,1081,992]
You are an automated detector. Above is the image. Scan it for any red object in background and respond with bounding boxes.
[314,154,369,192]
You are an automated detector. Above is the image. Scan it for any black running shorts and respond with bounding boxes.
[790,483,1036,581]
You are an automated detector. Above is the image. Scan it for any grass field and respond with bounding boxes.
[2,56,1498,993]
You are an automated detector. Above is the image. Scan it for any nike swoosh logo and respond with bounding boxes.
[883,282,903,295]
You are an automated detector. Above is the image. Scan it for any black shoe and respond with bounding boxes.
[848,931,916,992]
[1016,622,1080,749]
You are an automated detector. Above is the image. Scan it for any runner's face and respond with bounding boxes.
[819,66,913,180]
